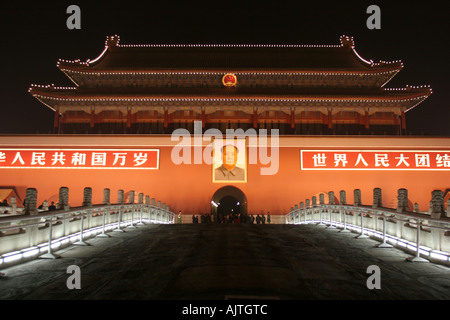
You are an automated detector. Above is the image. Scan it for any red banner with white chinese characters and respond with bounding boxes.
[301,150,450,170]
[0,149,159,169]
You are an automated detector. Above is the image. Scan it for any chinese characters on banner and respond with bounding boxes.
[301,150,450,170]
[0,149,159,169]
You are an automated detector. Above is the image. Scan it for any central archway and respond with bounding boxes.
[211,186,247,223]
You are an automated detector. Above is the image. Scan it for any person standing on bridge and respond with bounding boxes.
[267,212,271,224]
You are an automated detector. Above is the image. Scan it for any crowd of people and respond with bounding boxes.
[192,212,271,224]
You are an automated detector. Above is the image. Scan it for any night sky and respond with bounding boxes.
[0,0,448,135]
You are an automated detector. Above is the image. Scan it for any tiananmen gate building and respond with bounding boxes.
[1,35,449,223]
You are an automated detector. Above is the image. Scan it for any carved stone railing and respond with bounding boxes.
[0,187,175,269]
[285,188,450,264]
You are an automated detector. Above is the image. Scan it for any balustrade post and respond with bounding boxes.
[10,196,17,215]
[292,208,296,224]
[406,218,429,262]
[376,213,392,248]
[151,198,156,222]
[317,194,325,226]
[339,209,350,233]
[157,201,162,223]
[446,199,450,218]
[40,216,60,259]
[145,195,150,222]
[113,205,125,232]
[113,190,125,232]
[430,190,445,251]
[97,206,111,238]
[42,200,48,211]
[311,196,317,218]
[74,210,90,246]
[356,209,369,239]
[305,199,310,223]
[127,191,137,229]
[327,191,336,229]
[300,202,305,223]
[137,193,145,226]
[339,190,350,233]
[162,203,167,223]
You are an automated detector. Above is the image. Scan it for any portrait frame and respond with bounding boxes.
[212,137,247,183]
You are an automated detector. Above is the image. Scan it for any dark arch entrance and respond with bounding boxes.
[211,186,247,223]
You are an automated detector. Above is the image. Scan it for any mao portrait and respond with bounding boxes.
[213,142,247,183]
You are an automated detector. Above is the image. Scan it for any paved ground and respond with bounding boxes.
[1,223,450,300]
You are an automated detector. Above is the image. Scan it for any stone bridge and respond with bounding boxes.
[0,186,449,304]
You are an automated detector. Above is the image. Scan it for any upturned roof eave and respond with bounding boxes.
[55,35,404,75]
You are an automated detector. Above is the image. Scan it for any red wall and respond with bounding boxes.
[0,135,449,215]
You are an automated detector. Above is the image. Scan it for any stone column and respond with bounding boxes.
[10,196,17,215]
[117,190,124,204]
[328,191,335,205]
[43,200,48,211]
[151,198,156,206]
[446,199,450,218]
[414,203,419,213]
[300,202,304,209]
[430,190,444,219]
[103,188,111,205]
[372,188,382,208]
[339,190,347,205]
[58,186,69,210]
[354,189,361,206]
[138,193,144,204]
[396,188,408,213]
[305,199,310,207]
[312,196,317,206]
[129,191,135,204]
[24,188,38,216]
[145,195,150,205]
[157,201,162,221]
[319,194,325,205]
[294,204,298,210]
[430,190,444,251]
[82,187,92,207]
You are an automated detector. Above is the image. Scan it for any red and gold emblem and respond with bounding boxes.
[222,73,237,87]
